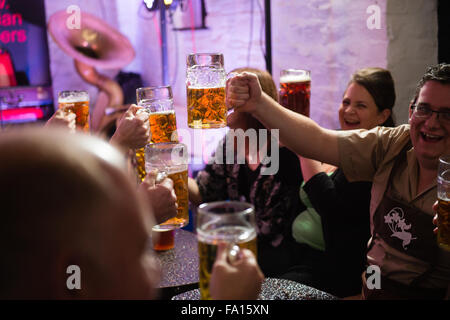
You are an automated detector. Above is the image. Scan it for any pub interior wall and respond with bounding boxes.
[44,0,437,159]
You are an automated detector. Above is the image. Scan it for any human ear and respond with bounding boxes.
[378,108,391,125]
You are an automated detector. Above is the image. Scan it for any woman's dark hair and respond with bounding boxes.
[349,67,396,127]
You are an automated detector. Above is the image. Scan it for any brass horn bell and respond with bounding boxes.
[48,10,135,133]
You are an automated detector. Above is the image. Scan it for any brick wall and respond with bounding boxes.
[45,0,437,131]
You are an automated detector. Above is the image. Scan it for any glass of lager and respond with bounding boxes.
[279,69,311,117]
[186,53,227,129]
[196,201,257,300]
[145,142,189,230]
[58,90,90,132]
[437,155,450,251]
[135,86,179,181]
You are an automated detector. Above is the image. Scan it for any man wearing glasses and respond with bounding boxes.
[226,63,450,299]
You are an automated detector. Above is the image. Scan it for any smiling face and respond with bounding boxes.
[409,80,450,170]
[339,82,390,131]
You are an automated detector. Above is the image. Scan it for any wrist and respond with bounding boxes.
[110,133,129,154]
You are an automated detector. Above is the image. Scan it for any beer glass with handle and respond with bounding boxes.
[58,90,90,132]
[186,53,227,129]
[437,155,450,251]
[279,69,311,117]
[196,201,257,300]
[135,86,179,182]
[145,142,189,230]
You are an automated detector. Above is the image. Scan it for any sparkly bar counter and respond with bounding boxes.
[155,229,337,300]
[172,278,337,300]
[156,228,199,289]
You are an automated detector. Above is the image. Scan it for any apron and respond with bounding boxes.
[363,142,446,299]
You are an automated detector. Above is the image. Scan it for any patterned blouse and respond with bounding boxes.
[196,138,303,247]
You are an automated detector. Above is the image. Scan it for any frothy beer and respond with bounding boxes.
[135,86,178,182]
[149,110,178,143]
[135,110,179,182]
[58,91,90,132]
[197,226,257,300]
[186,53,227,129]
[158,168,189,229]
[279,70,311,117]
[187,86,227,129]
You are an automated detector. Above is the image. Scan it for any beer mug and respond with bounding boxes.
[196,201,257,300]
[279,69,311,117]
[135,86,179,181]
[437,155,450,251]
[186,53,227,129]
[152,229,175,251]
[145,142,189,230]
[58,90,90,132]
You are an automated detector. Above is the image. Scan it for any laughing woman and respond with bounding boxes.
[284,67,396,297]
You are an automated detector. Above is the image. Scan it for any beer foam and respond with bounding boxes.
[145,164,188,174]
[58,92,89,103]
[187,85,226,89]
[280,74,311,83]
[150,110,176,115]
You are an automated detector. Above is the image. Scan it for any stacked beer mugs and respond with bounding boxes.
[279,69,311,117]
[135,86,179,182]
[136,86,183,251]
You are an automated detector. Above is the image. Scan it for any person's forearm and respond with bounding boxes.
[252,92,341,166]
[109,133,130,155]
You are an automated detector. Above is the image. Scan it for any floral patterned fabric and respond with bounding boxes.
[196,137,303,248]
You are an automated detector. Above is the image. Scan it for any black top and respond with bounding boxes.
[298,169,371,297]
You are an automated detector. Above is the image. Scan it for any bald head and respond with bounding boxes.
[0,128,156,299]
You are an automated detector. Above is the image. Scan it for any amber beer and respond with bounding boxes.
[135,110,179,181]
[149,110,178,143]
[152,229,175,251]
[186,53,227,128]
[158,168,189,229]
[58,90,90,132]
[145,143,189,230]
[136,86,178,182]
[196,201,257,300]
[187,86,227,128]
[198,226,257,300]
[279,69,311,117]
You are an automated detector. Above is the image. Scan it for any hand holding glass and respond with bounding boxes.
[196,201,257,300]
[58,90,90,132]
[145,142,189,230]
[135,86,179,181]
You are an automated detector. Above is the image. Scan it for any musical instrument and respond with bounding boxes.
[47,10,135,133]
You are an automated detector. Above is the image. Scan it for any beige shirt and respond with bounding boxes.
[338,124,450,289]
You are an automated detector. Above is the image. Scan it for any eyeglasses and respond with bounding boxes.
[411,104,450,124]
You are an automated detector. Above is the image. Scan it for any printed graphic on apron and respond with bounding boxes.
[384,207,417,249]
